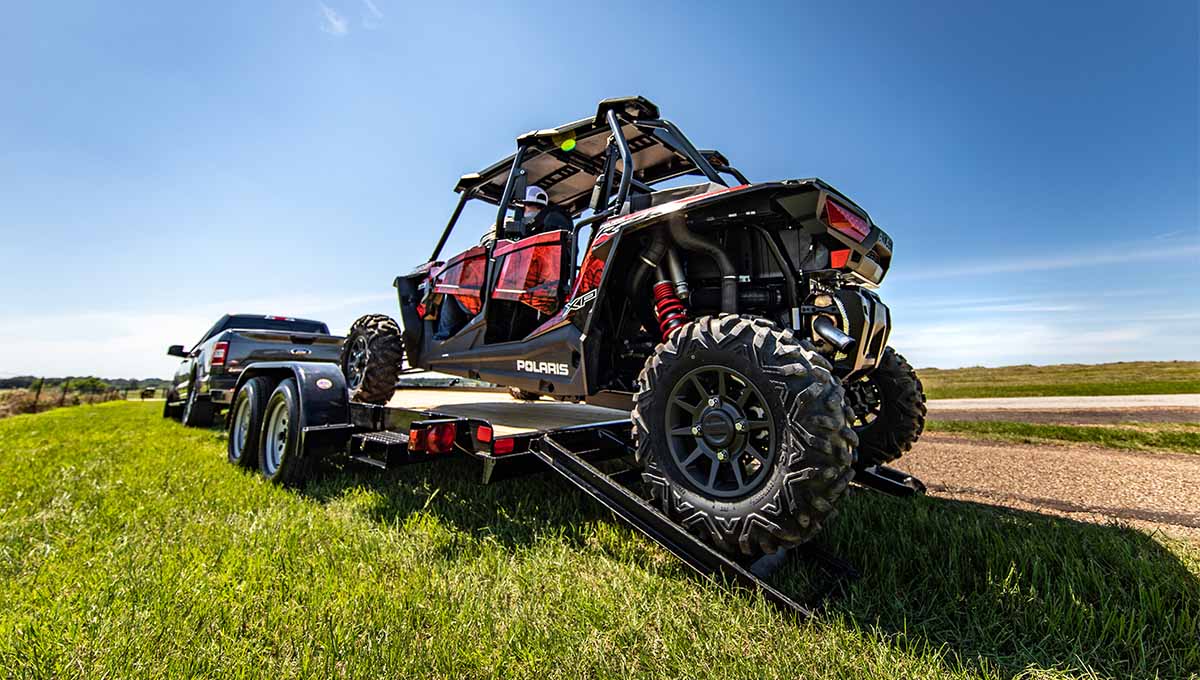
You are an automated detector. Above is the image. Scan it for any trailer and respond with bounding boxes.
[225,361,925,618]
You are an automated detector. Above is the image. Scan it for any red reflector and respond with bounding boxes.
[830,249,851,269]
[427,423,457,455]
[476,424,493,443]
[825,199,870,242]
[211,341,229,367]
[407,427,427,452]
[493,437,516,455]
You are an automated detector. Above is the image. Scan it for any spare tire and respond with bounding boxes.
[633,315,857,557]
[845,347,926,468]
[341,314,404,404]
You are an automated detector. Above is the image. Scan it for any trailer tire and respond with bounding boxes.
[258,379,311,486]
[341,314,404,405]
[846,347,926,468]
[633,315,856,557]
[227,377,273,469]
[182,378,214,428]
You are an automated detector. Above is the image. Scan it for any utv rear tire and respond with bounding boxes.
[846,347,926,468]
[341,314,404,405]
[227,377,273,469]
[633,315,857,557]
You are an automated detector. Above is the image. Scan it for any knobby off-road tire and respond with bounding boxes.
[633,315,857,557]
[846,346,926,468]
[227,376,273,469]
[181,379,214,428]
[341,314,404,405]
[258,379,313,486]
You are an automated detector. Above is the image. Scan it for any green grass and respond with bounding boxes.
[927,420,1200,455]
[1,403,1198,679]
[917,361,1200,399]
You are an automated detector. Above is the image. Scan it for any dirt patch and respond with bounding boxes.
[893,433,1200,541]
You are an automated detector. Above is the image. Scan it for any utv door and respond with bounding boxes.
[485,229,571,343]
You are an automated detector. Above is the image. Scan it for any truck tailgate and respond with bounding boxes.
[231,330,344,365]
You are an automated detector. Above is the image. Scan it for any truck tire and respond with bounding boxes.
[258,379,312,486]
[227,377,273,469]
[633,315,857,557]
[341,314,404,405]
[846,347,926,468]
[182,379,214,428]
[162,393,183,420]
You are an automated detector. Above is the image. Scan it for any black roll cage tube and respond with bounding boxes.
[428,110,735,264]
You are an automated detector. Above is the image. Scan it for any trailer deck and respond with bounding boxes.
[386,388,627,436]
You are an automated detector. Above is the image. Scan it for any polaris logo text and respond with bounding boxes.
[516,360,570,376]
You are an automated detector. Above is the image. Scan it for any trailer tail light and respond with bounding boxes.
[426,423,457,455]
[475,424,493,444]
[824,199,870,242]
[493,437,516,456]
[210,341,229,367]
[407,427,427,452]
[830,249,851,269]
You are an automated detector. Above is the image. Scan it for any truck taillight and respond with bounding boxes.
[210,341,229,367]
[824,199,870,243]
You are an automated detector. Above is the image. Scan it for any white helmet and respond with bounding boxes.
[524,186,548,207]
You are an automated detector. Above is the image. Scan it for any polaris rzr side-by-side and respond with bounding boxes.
[343,96,926,557]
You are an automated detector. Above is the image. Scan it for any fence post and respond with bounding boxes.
[32,378,44,411]
[59,380,69,407]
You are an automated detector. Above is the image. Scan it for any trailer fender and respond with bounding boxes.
[233,361,353,456]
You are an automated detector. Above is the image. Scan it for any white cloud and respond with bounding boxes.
[362,0,383,28]
[889,241,1200,282]
[319,3,349,36]
[0,292,394,379]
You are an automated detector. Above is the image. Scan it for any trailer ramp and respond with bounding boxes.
[532,433,817,619]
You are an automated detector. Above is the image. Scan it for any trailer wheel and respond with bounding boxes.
[634,315,856,557]
[341,314,404,405]
[846,347,926,468]
[182,378,214,428]
[227,377,273,469]
[258,379,311,486]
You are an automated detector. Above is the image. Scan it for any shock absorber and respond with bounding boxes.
[653,280,689,340]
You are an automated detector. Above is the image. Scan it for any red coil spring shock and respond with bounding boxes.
[653,281,689,340]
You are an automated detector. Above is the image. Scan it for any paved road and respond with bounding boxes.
[927,394,1200,409]
[895,434,1200,541]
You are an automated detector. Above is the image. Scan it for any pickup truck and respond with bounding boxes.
[164,314,343,427]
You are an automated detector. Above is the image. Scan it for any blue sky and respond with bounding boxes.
[1,0,1196,378]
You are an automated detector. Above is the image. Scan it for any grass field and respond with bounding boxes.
[927,420,1200,455]
[1,403,1198,679]
[918,361,1200,399]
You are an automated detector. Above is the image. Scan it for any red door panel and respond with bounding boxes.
[491,230,566,315]
[431,245,487,315]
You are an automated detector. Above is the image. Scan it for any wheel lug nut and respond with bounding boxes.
[691,425,701,436]
[707,397,719,407]
[735,420,747,432]
[716,449,728,461]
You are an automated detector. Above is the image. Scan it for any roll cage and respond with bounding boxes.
[429,96,747,263]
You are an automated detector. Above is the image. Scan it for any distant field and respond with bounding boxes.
[918,361,1200,399]
[927,420,1200,455]
[0,402,1197,678]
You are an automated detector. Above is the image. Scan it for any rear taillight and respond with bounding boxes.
[210,341,229,367]
[427,423,457,454]
[824,199,870,243]
[493,437,516,455]
[407,427,427,452]
[475,424,493,444]
[830,249,851,269]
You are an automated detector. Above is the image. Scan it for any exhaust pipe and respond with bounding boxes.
[813,316,857,353]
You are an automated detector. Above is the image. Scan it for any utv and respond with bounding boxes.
[343,96,926,557]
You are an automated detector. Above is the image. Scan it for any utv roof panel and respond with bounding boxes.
[454,96,716,215]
